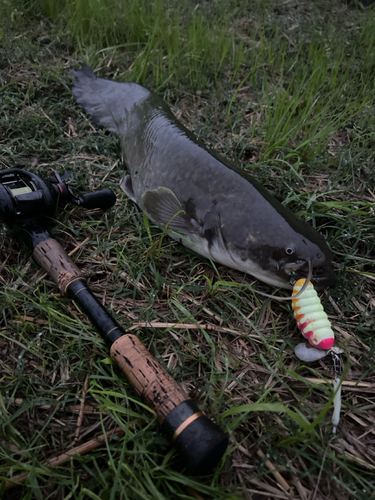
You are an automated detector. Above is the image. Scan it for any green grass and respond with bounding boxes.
[1,0,375,499]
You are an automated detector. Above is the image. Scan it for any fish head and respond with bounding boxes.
[233,184,337,290]
[263,236,335,290]
[213,199,335,290]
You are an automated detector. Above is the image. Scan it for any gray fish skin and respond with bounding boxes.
[71,64,334,290]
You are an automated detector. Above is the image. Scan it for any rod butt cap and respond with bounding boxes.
[162,400,228,475]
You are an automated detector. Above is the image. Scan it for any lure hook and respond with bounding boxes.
[251,259,313,301]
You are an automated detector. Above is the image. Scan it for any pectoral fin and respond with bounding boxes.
[142,187,201,234]
[120,175,136,202]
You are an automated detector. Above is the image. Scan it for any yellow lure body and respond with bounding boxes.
[292,279,334,350]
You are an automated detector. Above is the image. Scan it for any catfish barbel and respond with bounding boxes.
[71,64,334,290]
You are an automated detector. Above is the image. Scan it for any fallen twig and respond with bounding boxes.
[4,426,124,491]
[257,449,294,497]
[304,378,372,389]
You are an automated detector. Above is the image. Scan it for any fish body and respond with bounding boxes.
[71,64,334,289]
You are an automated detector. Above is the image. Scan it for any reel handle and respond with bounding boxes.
[32,237,228,474]
[76,188,117,210]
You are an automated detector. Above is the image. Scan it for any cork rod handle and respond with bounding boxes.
[110,334,188,422]
[32,237,228,473]
[33,238,84,293]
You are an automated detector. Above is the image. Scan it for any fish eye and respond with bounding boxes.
[285,246,295,256]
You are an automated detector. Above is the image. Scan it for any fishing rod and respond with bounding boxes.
[0,168,228,477]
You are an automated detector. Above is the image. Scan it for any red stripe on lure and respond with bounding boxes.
[292,279,334,350]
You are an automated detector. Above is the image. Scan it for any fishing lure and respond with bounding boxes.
[292,280,343,433]
[292,279,334,350]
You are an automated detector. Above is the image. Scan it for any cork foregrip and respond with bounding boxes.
[110,334,189,422]
[33,238,84,294]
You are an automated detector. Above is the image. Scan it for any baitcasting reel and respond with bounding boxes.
[0,168,116,224]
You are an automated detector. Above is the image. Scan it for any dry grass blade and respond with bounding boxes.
[4,427,125,491]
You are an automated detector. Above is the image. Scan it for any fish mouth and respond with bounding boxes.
[283,260,335,290]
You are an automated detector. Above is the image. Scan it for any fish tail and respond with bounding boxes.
[71,64,130,134]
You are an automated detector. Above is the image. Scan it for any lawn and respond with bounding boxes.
[0,0,374,499]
